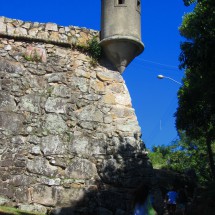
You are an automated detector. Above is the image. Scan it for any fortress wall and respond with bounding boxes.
[0,17,156,215]
[0,16,98,46]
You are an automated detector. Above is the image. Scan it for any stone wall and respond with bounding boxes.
[0,17,158,215]
[0,16,98,46]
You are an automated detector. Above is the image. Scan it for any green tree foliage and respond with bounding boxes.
[175,0,215,179]
[183,0,196,6]
[148,132,214,184]
[148,145,168,169]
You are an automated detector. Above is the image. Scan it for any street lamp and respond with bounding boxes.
[157,74,182,85]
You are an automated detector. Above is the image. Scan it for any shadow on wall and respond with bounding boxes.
[50,143,163,215]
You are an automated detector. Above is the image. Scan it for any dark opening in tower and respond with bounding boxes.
[118,0,125,5]
[137,0,141,12]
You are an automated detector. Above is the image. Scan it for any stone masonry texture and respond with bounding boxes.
[0,16,161,215]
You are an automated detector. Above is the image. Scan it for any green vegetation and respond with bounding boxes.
[76,36,102,67]
[149,132,215,184]
[0,206,45,215]
[87,36,102,61]
[23,50,42,62]
[175,0,215,180]
[46,86,54,95]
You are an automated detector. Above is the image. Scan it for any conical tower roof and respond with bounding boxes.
[100,36,144,73]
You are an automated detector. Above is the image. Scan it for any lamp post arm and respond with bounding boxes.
[165,76,182,85]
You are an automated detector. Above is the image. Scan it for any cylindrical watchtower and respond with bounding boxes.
[100,0,144,73]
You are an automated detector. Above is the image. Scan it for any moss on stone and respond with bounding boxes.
[0,206,45,215]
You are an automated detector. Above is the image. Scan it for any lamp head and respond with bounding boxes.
[157,75,164,79]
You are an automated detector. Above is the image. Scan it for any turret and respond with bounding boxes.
[100,0,144,73]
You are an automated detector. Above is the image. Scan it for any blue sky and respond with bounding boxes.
[0,0,193,149]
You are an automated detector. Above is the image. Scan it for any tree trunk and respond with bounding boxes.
[206,135,215,180]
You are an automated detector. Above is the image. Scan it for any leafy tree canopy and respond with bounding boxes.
[175,0,215,178]
[148,132,215,184]
[183,0,196,6]
[176,0,215,139]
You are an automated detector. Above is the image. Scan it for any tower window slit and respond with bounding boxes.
[137,0,141,12]
[118,0,125,5]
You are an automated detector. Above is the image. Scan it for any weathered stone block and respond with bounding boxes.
[37,31,49,39]
[0,112,25,135]
[27,157,58,177]
[65,158,97,179]
[1,78,12,91]
[32,185,58,206]
[29,28,38,36]
[69,136,88,155]
[47,73,67,83]
[0,196,10,206]
[91,80,106,93]
[115,93,131,106]
[0,17,5,22]
[115,120,140,133]
[0,159,13,167]
[45,97,67,113]
[0,186,14,199]
[43,114,68,134]
[55,47,69,58]
[77,32,88,46]
[30,146,41,155]
[39,176,61,186]
[4,45,12,51]
[96,70,123,82]
[70,136,106,156]
[55,186,86,207]
[41,135,66,156]
[11,175,35,187]
[22,22,31,29]
[111,106,135,119]
[10,167,26,175]
[0,58,24,73]
[14,27,27,36]
[7,23,15,34]
[71,77,89,93]
[50,32,60,41]
[0,92,16,111]
[0,22,6,34]
[19,94,41,113]
[14,159,26,168]
[28,135,41,145]
[45,23,58,31]
[75,105,103,122]
[18,204,47,214]
[52,85,70,98]
[102,93,116,104]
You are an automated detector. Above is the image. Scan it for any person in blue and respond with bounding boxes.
[166,187,178,215]
[133,184,157,215]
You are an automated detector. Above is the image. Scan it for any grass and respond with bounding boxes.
[0,206,45,215]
